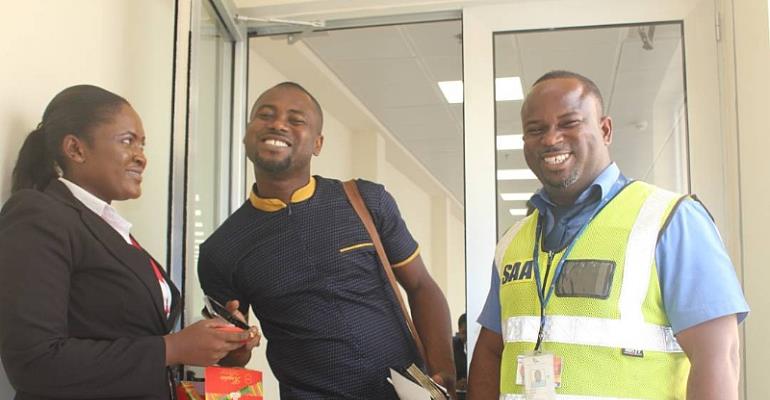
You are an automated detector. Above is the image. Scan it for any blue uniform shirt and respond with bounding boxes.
[478,163,749,334]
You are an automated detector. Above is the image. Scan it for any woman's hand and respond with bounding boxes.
[163,318,251,366]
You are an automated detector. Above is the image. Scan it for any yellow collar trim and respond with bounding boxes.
[249,177,316,212]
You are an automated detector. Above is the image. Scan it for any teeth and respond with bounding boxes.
[265,139,288,148]
[544,153,570,165]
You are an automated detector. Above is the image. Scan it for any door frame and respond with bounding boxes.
[168,0,248,325]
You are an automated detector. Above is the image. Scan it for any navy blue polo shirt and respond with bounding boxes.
[199,176,421,399]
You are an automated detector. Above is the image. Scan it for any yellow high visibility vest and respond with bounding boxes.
[498,181,690,400]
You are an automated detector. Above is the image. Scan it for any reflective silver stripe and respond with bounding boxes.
[495,218,528,270]
[501,394,640,400]
[502,315,682,353]
[502,316,540,343]
[619,186,679,323]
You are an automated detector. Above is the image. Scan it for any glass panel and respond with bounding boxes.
[493,23,688,237]
[185,0,234,326]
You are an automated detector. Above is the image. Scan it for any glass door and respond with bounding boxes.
[178,0,250,380]
[184,0,234,326]
[462,0,736,375]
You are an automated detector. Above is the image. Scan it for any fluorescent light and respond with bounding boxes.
[500,192,533,201]
[509,208,528,216]
[497,169,537,180]
[495,77,524,101]
[438,76,524,104]
[497,134,523,150]
[438,80,464,104]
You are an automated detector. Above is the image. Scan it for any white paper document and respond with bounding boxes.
[388,368,431,400]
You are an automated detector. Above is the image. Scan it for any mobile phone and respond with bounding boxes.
[203,295,250,330]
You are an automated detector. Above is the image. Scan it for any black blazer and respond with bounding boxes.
[0,180,181,400]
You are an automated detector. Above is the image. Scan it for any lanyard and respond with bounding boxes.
[531,214,582,352]
[530,182,624,350]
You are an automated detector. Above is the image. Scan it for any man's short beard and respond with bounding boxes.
[544,169,579,190]
[255,155,291,173]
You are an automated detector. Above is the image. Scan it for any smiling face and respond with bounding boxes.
[64,104,147,203]
[521,77,613,205]
[244,84,323,179]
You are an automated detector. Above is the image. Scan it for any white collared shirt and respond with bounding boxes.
[59,177,172,317]
[59,177,132,244]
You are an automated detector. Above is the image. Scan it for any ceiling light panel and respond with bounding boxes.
[438,80,463,104]
[497,169,537,180]
[500,192,534,201]
[495,76,523,101]
[496,134,523,150]
[438,76,523,104]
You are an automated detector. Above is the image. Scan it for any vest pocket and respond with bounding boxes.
[555,259,616,299]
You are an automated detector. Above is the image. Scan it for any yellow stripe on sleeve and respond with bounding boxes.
[392,246,420,268]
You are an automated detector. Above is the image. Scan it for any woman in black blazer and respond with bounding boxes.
[0,85,259,399]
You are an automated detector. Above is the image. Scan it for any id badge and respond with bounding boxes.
[515,352,562,399]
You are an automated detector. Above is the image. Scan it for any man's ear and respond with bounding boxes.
[313,133,324,156]
[61,134,88,164]
[600,116,613,145]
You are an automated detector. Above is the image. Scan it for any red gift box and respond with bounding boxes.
[176,367,263,400]
[205,366,263,400]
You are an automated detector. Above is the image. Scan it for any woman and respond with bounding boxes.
[0,85,258,399]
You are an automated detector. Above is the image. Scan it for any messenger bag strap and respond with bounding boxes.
[342,180,427,364]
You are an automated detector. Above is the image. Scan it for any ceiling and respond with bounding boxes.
[300,21,465,200]
[239,2,686,234]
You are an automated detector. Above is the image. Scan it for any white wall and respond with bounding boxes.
[0,0,175,261]
[729,0,770,398]
[446,202,466,326]
[382,166,434,269]
[0,0,176,396]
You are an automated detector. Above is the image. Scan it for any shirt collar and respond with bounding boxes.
[58,177,133,244]
[249,176,317,212]
[531,162,620,210]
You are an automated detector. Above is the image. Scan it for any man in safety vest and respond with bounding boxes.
[467,71,749,400]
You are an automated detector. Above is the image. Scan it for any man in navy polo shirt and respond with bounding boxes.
[198,82,456,399]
